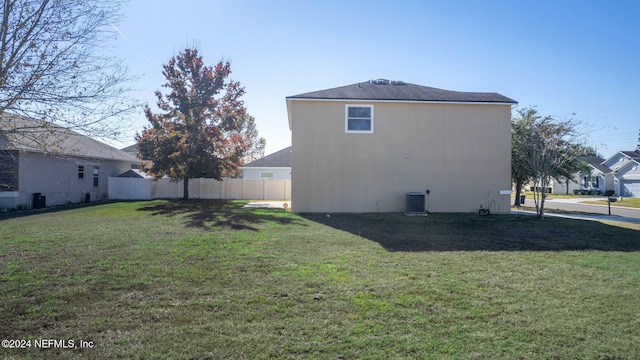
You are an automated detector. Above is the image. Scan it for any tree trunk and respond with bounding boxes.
[514,181,522,206]
[183,177,189,200]
[537,189,547,219]
[532,185,540,215]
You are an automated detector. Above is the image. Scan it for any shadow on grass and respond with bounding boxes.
[0,200,114,221]
[301,212,640,252]
[137,199,303,231]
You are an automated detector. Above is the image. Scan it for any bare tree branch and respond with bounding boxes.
[0,0,138,150]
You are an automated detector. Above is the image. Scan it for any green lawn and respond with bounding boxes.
[1,200,640,359]
[516,191,599,200]
[582,197,640,209]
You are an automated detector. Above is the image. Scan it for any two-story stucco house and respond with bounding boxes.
[285,79,517,213]
[0,113,140,210]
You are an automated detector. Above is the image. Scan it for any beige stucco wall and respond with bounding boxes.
[288,100,513,213]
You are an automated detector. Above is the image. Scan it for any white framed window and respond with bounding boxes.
[93,167,99,187]
[260,171,274,180]
[345,105,374,133]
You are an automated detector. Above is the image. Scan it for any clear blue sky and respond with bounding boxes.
[112,0,640,159]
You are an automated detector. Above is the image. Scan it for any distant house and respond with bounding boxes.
[602,150,640,172]
[239,146,291,180]
[286,79,517,213]
[547,150,640,197]
[120,144,142,169]
[548,156,614,195]
[577,156,615,193]
[121,144,138,156]
[117,169,152,179]
[604,150,640,197]
[0,113,140,209]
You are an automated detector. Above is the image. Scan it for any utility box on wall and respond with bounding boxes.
[31,193,46,209]
[405,192,425,213]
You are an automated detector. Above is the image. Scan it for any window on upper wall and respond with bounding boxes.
[260,171,274,180]
[93,167,99,187]
[78,165,84,179]
[345,105,374,133]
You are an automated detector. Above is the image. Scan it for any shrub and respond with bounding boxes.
[594,190,602,195]
[573,189,580,195]
[604,190,615,196]
[7,204,28,212]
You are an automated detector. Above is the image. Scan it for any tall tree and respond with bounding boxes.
[511,107,538,206]
[136,48,265,199]
[0,0,136,148]
[526,115,583,218]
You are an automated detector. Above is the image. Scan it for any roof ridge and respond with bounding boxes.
[287,80,517,104]
[243,146,292,168]
[1,112,139,162]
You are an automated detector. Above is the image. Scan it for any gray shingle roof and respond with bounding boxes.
[117,169,152,178]
[287,79,517,104]
[0,113,139,162]
[621,150,640,160]
[243,146,291,168]
[577,156,612,173]
[121,144,137,154]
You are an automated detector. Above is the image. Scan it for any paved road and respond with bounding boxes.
[516,196,640,223]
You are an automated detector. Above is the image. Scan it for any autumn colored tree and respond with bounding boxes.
[136,48,265,199]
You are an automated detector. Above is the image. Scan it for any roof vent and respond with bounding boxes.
[369,79,404,85]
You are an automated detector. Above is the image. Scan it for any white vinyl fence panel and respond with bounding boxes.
[108,177,152,200]
[108,177,290,200]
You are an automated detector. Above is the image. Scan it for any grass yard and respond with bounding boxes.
[516,191,594,199]
[582,197,640,209]
[1,200,640,359]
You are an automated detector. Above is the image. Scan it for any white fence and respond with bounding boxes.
[108,177,291,200]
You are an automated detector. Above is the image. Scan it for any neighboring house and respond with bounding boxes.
[117,169,153,179]
[239,146,292,180]
[548,156,614,195]
[614,159,640,197]
[0,113,140,210]
[616,159,640,197]
[120,144,141,169]
[576,156,615,193]
[285,79,517,213]
[602,150,640,173]
[547,150,640,197]
[121,144,138,157]
[602,150,640,197]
